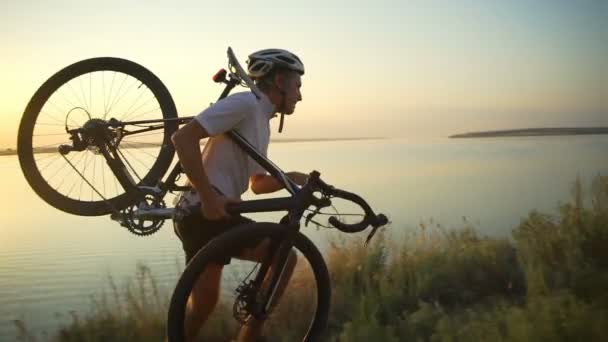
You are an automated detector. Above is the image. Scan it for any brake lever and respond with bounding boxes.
[305,195,332,227]
[364,214,389,246]
[305,208,321,227]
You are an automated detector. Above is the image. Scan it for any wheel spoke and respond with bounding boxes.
[108,78,140,119]
[91,154,97,201]
[38,110,71,127]
[64,152,88,191]
[105,73,131,118]
[65,178,79,197]
[20,58,176,215]
[34,152,62,163]
[102,157,107,199]
[43,99,81,128]
[123,131,165,139]
[102,71,107,114]
[78,76,89,113]
[33,132,71,137]
[119,87,147,121]
[33,122,65,126]
[104,71,117,119]
[122,95,157,122]
[41,103,71,126]
[56,83,85,118]
[67,80,87,112]
[122,106,162,122]
[116,145,144,181]
[89,72,93,115]
[78,152,90,201]
[45,156,73,184]
[37,154,63,173]
[53,152,85,192]
[36,110,64,125]
[120,141,158,159]
[59,88,81,113]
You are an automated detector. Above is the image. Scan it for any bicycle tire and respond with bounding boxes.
[167,223,331,342]
[18,57,178,216]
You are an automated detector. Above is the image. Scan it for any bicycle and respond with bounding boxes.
[17,47,388,341]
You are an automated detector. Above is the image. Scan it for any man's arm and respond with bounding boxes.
[249,172,309,194]
[171,120,238,219]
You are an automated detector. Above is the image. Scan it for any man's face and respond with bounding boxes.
[278,72,302,115]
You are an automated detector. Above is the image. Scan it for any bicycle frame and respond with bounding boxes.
[107,71,309,319]
[103,77,299,196]
[19,51,387,331]
[63,80,315,320]
[103,70,386,322]
[71,71,298,214]
[104,53,387,320]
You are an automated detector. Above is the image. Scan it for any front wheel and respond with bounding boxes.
[18,57,178,216]
[167,223,331,342]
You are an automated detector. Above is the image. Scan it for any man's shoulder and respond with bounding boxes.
[224,91,258,107]
[218,91,272,119]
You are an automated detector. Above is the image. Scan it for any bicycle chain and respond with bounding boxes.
[61,154,165,236]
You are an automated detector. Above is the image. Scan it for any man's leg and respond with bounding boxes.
[235,239,298,342]
[184,262,223,342]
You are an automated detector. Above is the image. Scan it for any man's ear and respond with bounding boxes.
[273,72,287,92]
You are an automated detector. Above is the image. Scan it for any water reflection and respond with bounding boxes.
[0,136,606,338]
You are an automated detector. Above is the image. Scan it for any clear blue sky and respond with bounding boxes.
[1,0,606,146]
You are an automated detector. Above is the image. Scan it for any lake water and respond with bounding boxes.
[1,136,606,339]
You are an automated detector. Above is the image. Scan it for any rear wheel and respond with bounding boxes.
[18,57,178,216]
[167,223,331,342]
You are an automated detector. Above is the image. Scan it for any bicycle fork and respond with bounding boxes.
[248,226,299,320]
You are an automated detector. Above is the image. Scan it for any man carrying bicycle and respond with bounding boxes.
[171,49,308,342]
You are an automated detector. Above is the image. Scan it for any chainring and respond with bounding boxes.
[122,191,166,236]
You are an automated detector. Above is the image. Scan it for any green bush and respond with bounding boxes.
[54,263,169,342]
[433,291,608,342]
[19,175,608,341]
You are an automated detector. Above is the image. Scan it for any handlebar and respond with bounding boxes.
[325,187,388,233]
[130,171,388,242]
[223,171,388,234]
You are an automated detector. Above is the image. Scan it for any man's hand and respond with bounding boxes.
[250,171,309,194]
[286,171,309,186]
[201,193,242,220]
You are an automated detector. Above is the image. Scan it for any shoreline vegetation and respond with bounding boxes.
[0,137,387,156]
[450,127,608,138]
[14,174,608,341]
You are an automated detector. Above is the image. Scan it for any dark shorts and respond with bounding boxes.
[173,210,255,265]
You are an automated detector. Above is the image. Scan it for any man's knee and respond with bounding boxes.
[191,262,223,310]
[237,238,272,262]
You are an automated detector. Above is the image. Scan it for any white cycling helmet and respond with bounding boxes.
[247,49,305,79]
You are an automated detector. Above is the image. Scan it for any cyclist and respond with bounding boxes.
[171,48,308,342]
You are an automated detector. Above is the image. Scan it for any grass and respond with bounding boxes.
[16,174,608,341]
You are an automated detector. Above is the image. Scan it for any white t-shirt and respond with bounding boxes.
[180,91,274,205]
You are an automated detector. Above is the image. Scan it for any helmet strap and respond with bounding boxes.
[277,87,287,133]
[278,113,285,133]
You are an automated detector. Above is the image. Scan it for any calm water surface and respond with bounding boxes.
[1,136,606,339]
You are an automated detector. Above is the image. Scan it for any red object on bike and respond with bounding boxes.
[213,68,227,83]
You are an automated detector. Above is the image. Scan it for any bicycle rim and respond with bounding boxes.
[18,57,178,216]
[168,223,331,342]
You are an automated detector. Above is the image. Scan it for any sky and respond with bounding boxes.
[1,0,606,147]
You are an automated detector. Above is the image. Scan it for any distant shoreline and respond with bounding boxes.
[0,137,388,156]
[270,137,387,143]
[450,127,608,138]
